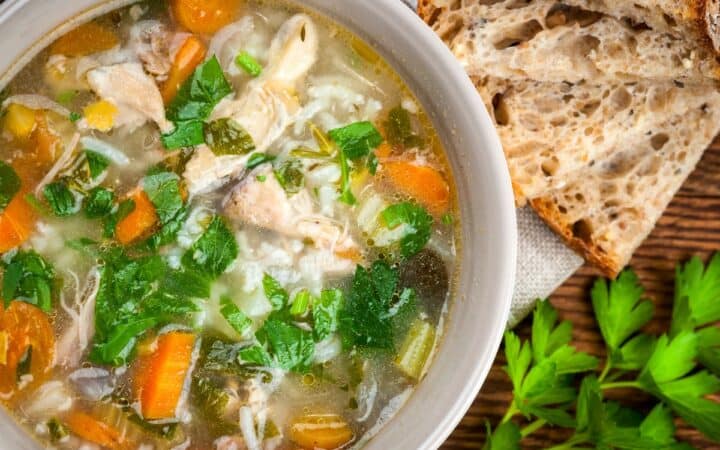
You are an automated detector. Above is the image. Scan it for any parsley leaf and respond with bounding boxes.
[85,150,110,179]
[339,260,415,349]
[671,254,720,336]
[1,250,55,312]
[328,122,383,160]
[482,422,521,450]
[638,331,720,441]
[220,295,252,336]
[246,152,276,170]
[273,158,304,195]
[84,187,115,219]
[162,56,233,149]
[698,326,720,376]
[0,161,20,212]
[255,317,315,371]
[103,198,135,239]
[262,273,289,311]
[142,171,184,224]
[313,288,344,342]
[381,202,433,258]
[204,118,255,156]
[43,181,79,217]
[182,216,238,278]
[238,344,274,367]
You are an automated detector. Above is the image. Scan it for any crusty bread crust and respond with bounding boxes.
[531,197,620,277]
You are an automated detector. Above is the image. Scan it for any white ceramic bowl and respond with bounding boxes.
[0,1,517,448]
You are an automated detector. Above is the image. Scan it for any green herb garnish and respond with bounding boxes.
[328,121,383,205]
[263,273,289,311]
[235,51,263,77]
[43,181,78,217]
[381,202,433,258]
[247,152,276,170]
[384,106,423,148]
[85,150,110,179]
[220,295,252,336]
[84,187,115,219]
[313,288,343,342]
[204,118,256,156]
[273,158,304,195]
[182,215,238,278]
[1,250,55,312]
[0,161,21,212]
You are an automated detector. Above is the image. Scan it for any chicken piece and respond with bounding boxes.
[85,62,173,133]
[225,165,358,257]
[184,14,319,196]
[128,21,174,80]
[184,145,254,197]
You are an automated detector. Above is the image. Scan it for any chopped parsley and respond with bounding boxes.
[220,295,252,336]
[182,216,238,278]
[83,187,115,219]
[381,202,433,258]
[235,51,263,77]
[1,250,56,312]
[85,150,110,179]
[43,181,79,217]
[273,158,304,195]
[328,121,383,205]
[204,118,256,156]
[0,161,20,212]
[247,152,276,170]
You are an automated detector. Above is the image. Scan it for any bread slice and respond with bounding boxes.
[474,75,719,204]
[419,0,720,84]
[531,95,720,276]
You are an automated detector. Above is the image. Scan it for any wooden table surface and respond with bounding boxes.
[441,140,720,449]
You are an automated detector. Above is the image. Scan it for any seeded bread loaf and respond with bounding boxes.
[474,76,719,204]
[531,97,720,276]
[420,0,720,84]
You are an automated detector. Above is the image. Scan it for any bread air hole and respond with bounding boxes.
[492,93,511,125]
[493,19,542,49]
[545,4,603,29]
[650,133,669,150]
[572,219,593,243]
[541,157,560,176]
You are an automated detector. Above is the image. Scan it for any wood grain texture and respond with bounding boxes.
[441,140,720,449]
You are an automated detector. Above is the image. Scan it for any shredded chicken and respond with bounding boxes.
[184,14,319,196]
[129,20,174,80]
[85,62,173,132]
[55,268,100,368]
[35,132,80,197]
[224,165,359,259]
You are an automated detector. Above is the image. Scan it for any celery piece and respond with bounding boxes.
[395,319,436,380]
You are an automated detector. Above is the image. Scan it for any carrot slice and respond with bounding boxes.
[161,35,208,104]
[137,331,196,420]
[382,161,450,216]
[172,0,242,34]
[66,411,124,449]
[50,22,119,57]
[115,189,159,245]
[0,302,55,404]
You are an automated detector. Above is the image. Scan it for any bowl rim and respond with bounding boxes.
[0,1,517,449]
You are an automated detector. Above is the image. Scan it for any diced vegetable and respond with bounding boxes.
[382,161,450,216]
[290,290,312,316]
[2,250,56,312]
[49,22,119,56]
[0,192,36,252]
[83,100,117,132]
[235,51,262,77]
[31,114,60,166]
[172,0,242,34]
[290,414,354,450]
[204,118,256,155]
[65,411,124,449]
[161,35,207,104]
[394,319,436,380]
[381,202,433,259]
[0,162,21,212]
[0,302,55,403]
[115,189,159,245]
[3,104,36,139]
[137,331,196,420]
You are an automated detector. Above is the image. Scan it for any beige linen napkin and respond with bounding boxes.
[401,0,584,326]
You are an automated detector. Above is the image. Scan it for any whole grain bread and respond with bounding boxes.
[531,96,720,276]
[420,0,720,84]
[474,76,719,204]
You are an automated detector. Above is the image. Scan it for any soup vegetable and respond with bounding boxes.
[0,1,457,448]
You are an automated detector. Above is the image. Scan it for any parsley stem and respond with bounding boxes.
[500,404,519,424]
[600,380,642,390]
[546,434,587,450]
[598,359,612,382]
[520,419,546,438]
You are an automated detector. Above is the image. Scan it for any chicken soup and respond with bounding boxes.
[0,1,458,448]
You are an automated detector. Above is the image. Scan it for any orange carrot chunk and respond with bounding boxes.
[50,22,119,57]
[161,35,208,104]
[115,189,159,245]
[137,331,196,420]
[382,161,450,216]
[172,0,242,34]
[0,193,36,253]
[66,411,124,449]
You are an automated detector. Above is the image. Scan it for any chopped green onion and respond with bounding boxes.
[69,111,82,123]
[395,319,436,380]
[290,290,312,316]
[247,152,276,170]
[256,175,267,182]
[235,51,263,77]
[442,213,454,225]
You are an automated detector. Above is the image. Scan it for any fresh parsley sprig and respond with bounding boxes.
[487,254,720,448]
